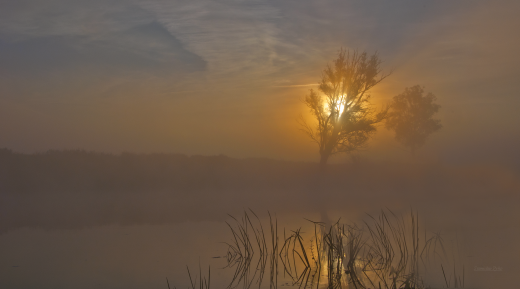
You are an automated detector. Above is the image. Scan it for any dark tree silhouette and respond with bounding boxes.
[386,85,442,157]
[299,49,390,167]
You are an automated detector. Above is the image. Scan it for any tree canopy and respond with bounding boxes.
[299,49,389,167]
[386,85,442,156]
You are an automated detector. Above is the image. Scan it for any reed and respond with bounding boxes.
[175,209,462,289]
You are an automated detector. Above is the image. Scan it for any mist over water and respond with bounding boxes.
[0,150,518,288]
[2,0,520,288]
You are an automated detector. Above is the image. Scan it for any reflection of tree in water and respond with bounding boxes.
[222,210,454,289]
[386,86,442,157]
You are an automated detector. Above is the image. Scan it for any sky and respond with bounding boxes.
[1,0,520,167]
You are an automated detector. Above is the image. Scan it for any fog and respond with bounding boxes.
[0,150,518,288]
[1,0,519,288]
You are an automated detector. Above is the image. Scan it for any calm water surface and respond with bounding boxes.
[1,208,518,289]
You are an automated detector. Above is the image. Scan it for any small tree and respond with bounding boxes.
[386,85,442,157]
[299,49,390,167]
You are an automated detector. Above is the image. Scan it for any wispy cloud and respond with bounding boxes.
[0,0,153,39]
[140,1,294,81]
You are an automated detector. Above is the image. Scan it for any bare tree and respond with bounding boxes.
[386,85,442,157]
[299,49,390,167]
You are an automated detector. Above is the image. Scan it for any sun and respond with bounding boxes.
[323,95,346,118]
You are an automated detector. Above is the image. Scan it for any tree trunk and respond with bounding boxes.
[319,152,330,169]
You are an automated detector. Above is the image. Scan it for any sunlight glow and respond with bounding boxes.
[323,95,346,118]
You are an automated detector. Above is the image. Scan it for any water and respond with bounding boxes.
[1,207,518,289]
[0,222,230,289]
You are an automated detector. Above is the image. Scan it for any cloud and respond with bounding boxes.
[0,0,153,39]
[0,21,206,77]
[140,0,291,82]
